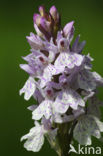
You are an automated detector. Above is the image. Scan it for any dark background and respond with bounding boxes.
[0,0,103,155]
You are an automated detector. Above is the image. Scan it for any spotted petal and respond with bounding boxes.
[73,115,103,145]
[19,77,36,100]
[40,64,60,88]
[78,70,96,91]
[21,122,44,152]
[53,89,85,114]
[32,100,52,120]
[54,52,84,73]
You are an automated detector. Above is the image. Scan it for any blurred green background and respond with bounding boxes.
[0,0,103,155]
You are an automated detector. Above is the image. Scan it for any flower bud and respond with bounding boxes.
[49,6,58,21]
[33,14,41,26]
[50,6,61,36]
[33,6,61,40]
[39,6,45,17]
[63,21,74,38]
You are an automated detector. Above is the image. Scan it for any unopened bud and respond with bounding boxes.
[50,6,58,20]
[63,21,74,38]
[39,6,45,17]
[33,14,41,26]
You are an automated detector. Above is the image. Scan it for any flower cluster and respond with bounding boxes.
[20,6,103,155]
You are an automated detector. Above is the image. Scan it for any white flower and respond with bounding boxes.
[53,89,85,114]
[73,115,103,145]
[32,99,53,120]
[78,70,96,91]
[78,70,103,91]
[54,52,84,73]
[19,77,36,100]
[40,64,60,88]
[21,121,45,152]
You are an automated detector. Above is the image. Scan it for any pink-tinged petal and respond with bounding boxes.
[34,24,43,37]
[73,53,84,66]
[26,33,44,50]
[56,31,63,44]
[74,115,103,145]
[22,53,34,62]
[33,89,44,103]
[49,6,58,19]
[20,64,34,75]
[54,89,85,114]
[38,17,51,40]
[33,14,41,25]
[49,6,57,16]
[40,64,59,88]
[54,52,84,72]
[72,35,80,50]
[27,105,38,111]
[78,70,96,91]
[19,77,36,101]
[21,122,45,152]
[32,100,52,120]
[63,21,74,39]
[92,72,103,86]
[72,35,86,53]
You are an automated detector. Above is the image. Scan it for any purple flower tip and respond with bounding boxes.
[49,5,58,18]
[50,5,57,13]
[39,6,45,16]
[40,17,46,28]
[63,21,74,37]
[33,13,40,24]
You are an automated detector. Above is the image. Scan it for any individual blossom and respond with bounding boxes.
[21,120,57,152]
[73,115,103,145]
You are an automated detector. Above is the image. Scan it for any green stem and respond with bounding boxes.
[57,120,77,156]
[46,119,77,156]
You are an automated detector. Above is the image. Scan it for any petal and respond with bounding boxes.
[56,31,63,44]
[78,70,96,91]
[92,72,103,86]
[32,100,52,120]
[34,24,43,37]
[54,89,85,114]
[23,134,44,152]
[26,32,44,50]
[33,89,44,103]
[54,52,84,72]
[27,105,38,111]
[72,35,86,53]
[40,64,59,88]
[21,123,44,152]
[19,77,36,100]
[73,120,92,145]
[63,21,74,39]
[73,115,103,145]
[20,64,35,75]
